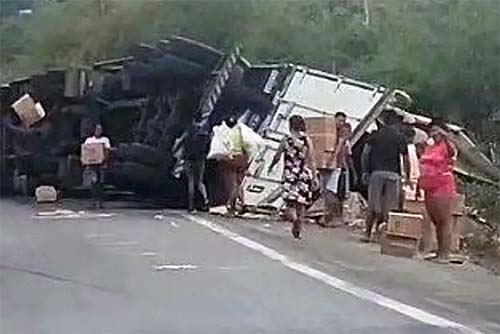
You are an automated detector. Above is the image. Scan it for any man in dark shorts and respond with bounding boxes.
[361,113,411,242]
[184,125,211,213]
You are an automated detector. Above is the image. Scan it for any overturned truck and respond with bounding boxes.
[0,37,274,205]
[1,36,498,208]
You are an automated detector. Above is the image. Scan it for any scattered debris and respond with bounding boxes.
[141,252,157,257]
[36,209,75,217]
[154,264,197,271]
[33,209,115,219]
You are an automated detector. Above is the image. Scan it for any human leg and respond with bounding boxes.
[364,173,383,241]
[186,161,196,212]
[434,197,453,259]
[227,170,238,214]
[91,168,104,209]
[292,203,305,239]
[381,175,400,224]
[425,195,452,262]
[284,204,297,223]
[221,161,237,214]
[235,169,246,209]
[195,160,209,209]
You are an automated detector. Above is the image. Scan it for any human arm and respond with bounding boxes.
[360,142,371,185]
[103,137,111,149]
[305,136,317,177]
[398,133,411,185]
[445,139,457,165]
[402,152,411,185]
[268,139,285,174]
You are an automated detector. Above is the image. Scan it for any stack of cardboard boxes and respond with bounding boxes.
[389,193,467,257]
[451,194,466,252]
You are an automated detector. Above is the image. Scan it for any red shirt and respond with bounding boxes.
[419,141,456,198]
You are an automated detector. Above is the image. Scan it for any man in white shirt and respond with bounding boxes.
[84,124,111,149]
[84,123,111,209]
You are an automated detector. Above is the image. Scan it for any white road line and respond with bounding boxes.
[184,215,483,334]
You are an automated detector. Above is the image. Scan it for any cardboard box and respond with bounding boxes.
[381,233,419,258]
[452,193,465,216]
[11,94,46,127]
[309,134,337,169]
[404,199,426,215]
[304,117,337,135]
[35,186,57,203]
[81,142,105,165]
[387,212,423,238]
[309,134,337,151]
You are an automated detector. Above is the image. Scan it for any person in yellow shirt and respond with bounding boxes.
[222,116,250,215]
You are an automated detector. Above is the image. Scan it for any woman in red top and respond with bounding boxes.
[419,120,457,263]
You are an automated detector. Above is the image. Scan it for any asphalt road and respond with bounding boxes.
[1,200,498,334]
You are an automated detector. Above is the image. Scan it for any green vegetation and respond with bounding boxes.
[1,0,499,141]
[1,0,499,228]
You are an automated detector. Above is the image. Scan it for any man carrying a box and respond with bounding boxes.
[83,123,111,209]
[322,112,355,227]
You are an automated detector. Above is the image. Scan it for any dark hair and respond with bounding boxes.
[289,115,306,132]
[226,116,237,128]
[335,111,347,118]
[403,126,416,141]
[385,111,401,125]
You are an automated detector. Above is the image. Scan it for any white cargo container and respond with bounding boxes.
[242,65,393,211]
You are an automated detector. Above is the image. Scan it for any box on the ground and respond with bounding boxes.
[381,232,419,258]
[452,193,466,216]
[11,94,46,127]
[81,142,105,165]
[404,199,426,215]
[450,215,462,252]
[304,117,337,135]
[387,212,423,238]
[35,185,57,203]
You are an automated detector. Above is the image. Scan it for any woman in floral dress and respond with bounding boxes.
[268,115,317,239]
